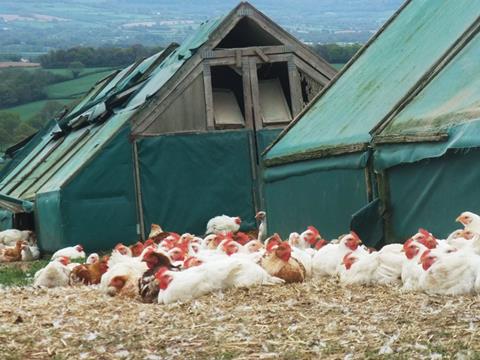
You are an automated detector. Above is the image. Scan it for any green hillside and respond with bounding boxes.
[2,99,73,121]
[0,66,115,120]
[46,69,114,99]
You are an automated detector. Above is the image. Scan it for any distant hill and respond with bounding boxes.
[0,0,403,56]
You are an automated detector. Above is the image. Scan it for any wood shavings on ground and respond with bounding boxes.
[1,278,479,359]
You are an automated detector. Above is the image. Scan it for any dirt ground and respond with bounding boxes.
[1,277,479,359]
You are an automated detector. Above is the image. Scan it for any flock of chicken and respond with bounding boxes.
[0,230,39,262]
[4,210,480,303]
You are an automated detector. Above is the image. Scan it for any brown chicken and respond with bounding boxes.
[0,240,26,262]
[260,241,306,283]
[139,249,178,303]
[70,256,109,285]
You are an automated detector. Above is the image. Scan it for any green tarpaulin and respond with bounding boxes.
[138,130,256,236]
[264,155,368,239]
[385,147,480,242]
[35,125,138,253]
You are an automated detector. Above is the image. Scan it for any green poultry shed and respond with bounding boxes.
[262,0,480,247]
[0,2,335,252]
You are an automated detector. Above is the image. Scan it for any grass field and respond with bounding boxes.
[45,69,114,99]
[0,66,115,120]
[0,260,49,287]
[24,66,114,79]
[1,99,73,120]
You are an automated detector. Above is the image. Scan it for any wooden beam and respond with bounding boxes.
[249,57,263,131]
[294,56,331,86]
[255,48,270,63]
[132,140,146,240]
[235,50,242,68]
[203,63,215,130]
[205,58,237,66]
[242,58,254,130]
[287,56,303,117]
[202,45,289,59]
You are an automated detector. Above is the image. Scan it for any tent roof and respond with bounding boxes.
[1,1,325,200]
[380,30,480,137]
[265,0,480,163]
[374,27,480,170]
[0,192,33,213]
[0,15,224,200]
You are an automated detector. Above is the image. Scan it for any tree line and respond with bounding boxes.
[39,44,164,68]
[0,101,69,151]
[0,69,69,108]
[313,43,362,64]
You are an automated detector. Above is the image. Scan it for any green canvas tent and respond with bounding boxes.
[0,2,334,252]
[263,0,480,246]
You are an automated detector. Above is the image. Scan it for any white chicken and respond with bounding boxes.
[205,215,241,235]
[51,245,85,260]
[0,229,35,247]
[373,243,404,285]
[456,211,480,234]
[339,244,403,286]
[156,260,243,304]
[419,247,480,295]
[291,247,313,278]
[21,243,40,261]
[312,231,366,277]
[86,253,100,264]
[33,257,71,288]
[338,251,379,285]
[400,238,427,292]
[299,226,322,249]
[214,257,284,288]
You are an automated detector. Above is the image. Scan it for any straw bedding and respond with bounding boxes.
[1,277,479,359]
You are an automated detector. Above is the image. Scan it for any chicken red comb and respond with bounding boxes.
[59,256,70,265]
[419,228,432,238]
[266,233,282,252]
[170,232,181,240]
[307,226,320,237]
[403,238,414,250]
[350,231,361,242]
[342,252,353,264]
[142,248,156,259]
[176,241,189,252]
[315,239,328,250]
[419,249,431,262]
[183,256,202,269]
[235,232,250,245]
[160,238,176,250]
[144,239,155,247]
[222,239,235,247]
[154,266,169,280]
[235,217,242,225]
[417,228,437,249]
[218,232,234,241]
